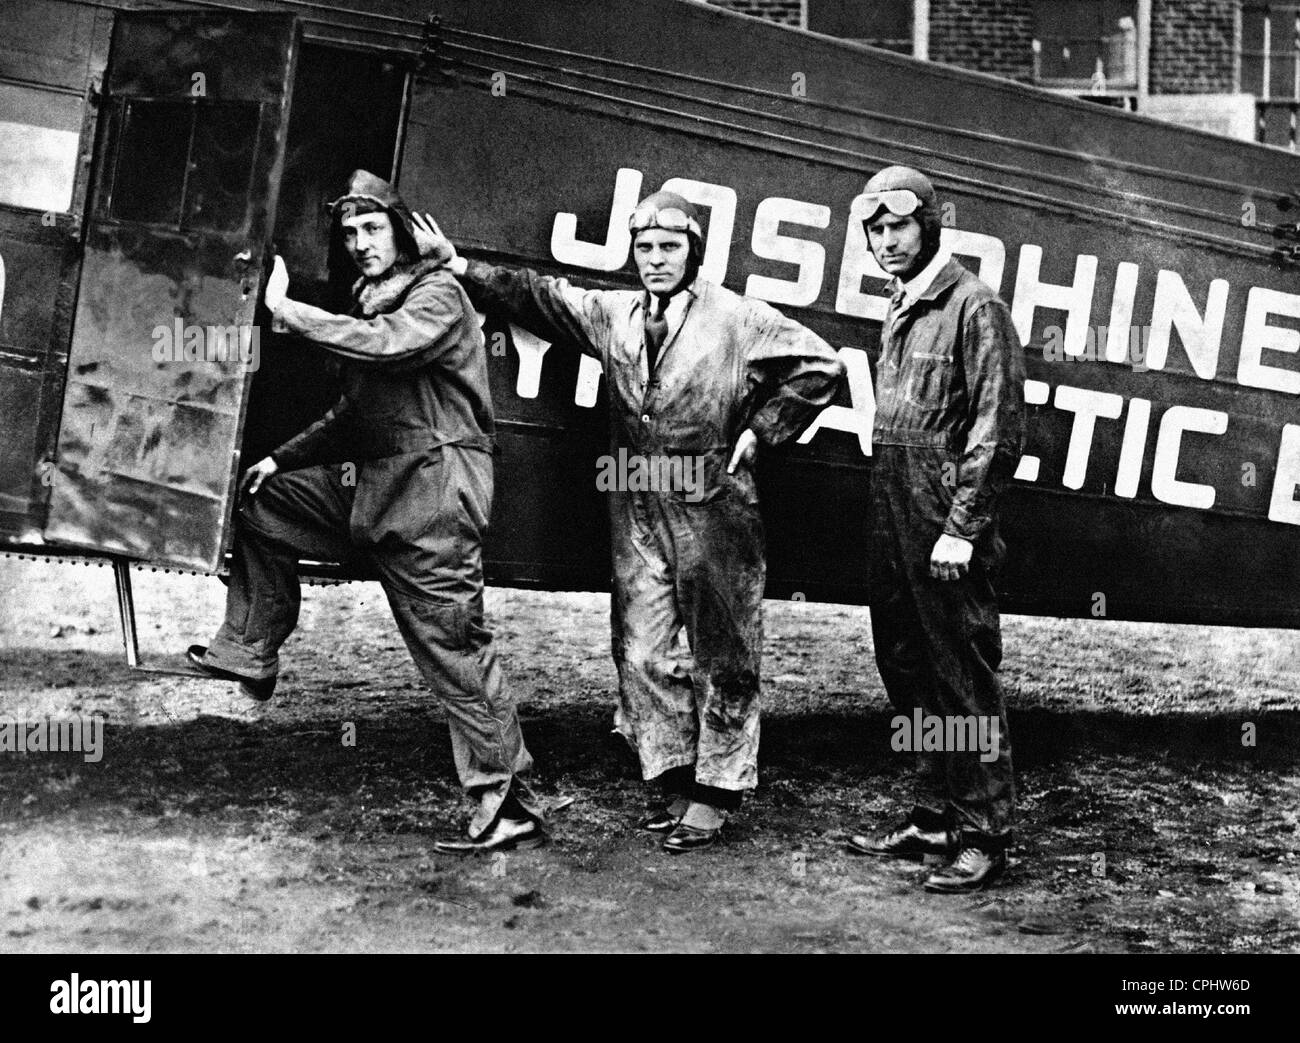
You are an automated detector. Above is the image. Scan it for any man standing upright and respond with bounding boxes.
[846,166,1026,893]
[187,170,545,854]
[417,191,844,852]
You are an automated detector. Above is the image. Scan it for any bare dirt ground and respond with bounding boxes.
[0,557,1297,953]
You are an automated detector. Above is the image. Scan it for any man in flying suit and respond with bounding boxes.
[417,191,845,852]
[845,166,1027,892]
[187,170,545,853]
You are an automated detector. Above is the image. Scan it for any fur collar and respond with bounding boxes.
[353,257,443,317]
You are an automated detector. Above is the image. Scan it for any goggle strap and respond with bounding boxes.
[862,189,923,218]
[629,207,701,237]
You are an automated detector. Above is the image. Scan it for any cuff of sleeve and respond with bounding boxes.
[943,502,987,542]
[747,399,814,448]
[271,299,302,335]
[747,414,780,448]
[268,445,300,471]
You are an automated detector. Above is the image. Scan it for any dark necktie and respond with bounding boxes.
[645,295,668,372]
[884,284,906,345]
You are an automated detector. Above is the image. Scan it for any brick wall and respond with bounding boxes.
[703,0,1040,78]
[1150,0,1237,94]
[704,0,802,27]
[929,0,1036,82]
[701,0,1243,96]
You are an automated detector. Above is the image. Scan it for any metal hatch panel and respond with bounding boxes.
[44,11,300,572]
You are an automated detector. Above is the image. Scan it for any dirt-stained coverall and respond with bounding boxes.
[871,256,1026,846]
[202,175,537,837]
[459,262,844,797]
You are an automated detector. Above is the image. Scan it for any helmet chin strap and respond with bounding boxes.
[647,254,700,301]
[897,239,940,283]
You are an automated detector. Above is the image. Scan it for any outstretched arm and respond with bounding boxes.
[412,212,610,362]
[272,276,472,368]
[263,252,473,368]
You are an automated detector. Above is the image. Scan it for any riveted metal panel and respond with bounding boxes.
[45,11,301,571]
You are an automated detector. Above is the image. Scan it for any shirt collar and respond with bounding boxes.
[893,248,953,308]
[636,277,699,319]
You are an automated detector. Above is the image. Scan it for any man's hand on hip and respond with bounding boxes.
[264,255,290,312]
[930,533,973,581]
[727,429,758,474]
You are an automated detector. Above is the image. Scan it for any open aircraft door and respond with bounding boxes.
[44,11,301,572]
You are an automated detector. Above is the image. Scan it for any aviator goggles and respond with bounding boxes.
[628,206,702,238]
[860,189,924,219]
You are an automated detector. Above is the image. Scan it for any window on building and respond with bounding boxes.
[806,0,913,52]
[1242,3,1300,100]
[1033,0,1138,90]
[1242,3,1300,148]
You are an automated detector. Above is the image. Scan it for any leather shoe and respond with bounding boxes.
[638,804,685,833]
[432,816,546,855]
[846,821,956,860]
[662,821,722,854]
[924,846,1006,893]
[186,645,276,701]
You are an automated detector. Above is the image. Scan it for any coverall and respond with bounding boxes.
[203,178,537,837]
[459,262,845,797]
[870,256,1026,846]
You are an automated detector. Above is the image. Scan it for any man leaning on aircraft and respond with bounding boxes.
[415,192,845,854]
[185,170,547,855]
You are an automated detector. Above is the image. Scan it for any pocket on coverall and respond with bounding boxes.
[903,351,955,410]
[348,451,445,547]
